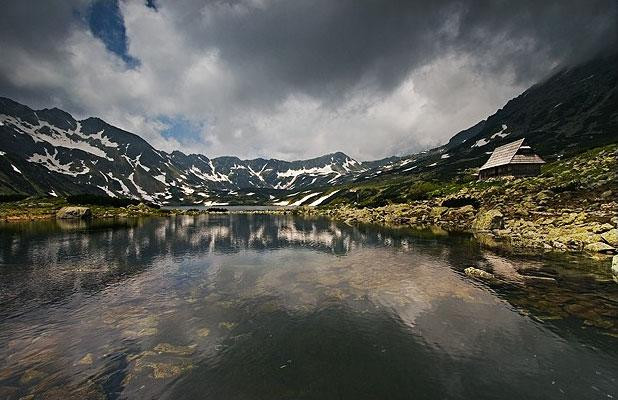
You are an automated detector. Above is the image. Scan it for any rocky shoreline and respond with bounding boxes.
[298,145,618,273]
[0,201,293,222]
[299,202,618,256]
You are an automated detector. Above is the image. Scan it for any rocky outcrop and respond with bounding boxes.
[56,207,92,220]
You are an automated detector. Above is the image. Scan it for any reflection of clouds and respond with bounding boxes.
[277,222,346,250]
[2,216,616,399]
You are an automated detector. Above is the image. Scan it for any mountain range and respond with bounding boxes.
[0,52,616,206]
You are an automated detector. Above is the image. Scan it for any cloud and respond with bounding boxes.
[0,0,615,160]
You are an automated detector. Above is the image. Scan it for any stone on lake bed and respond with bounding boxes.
[218,321,237,330]
[56,206,92,220]
[196,327,210,337]
[78,353,94,365]
[153,342,196,355]
[464,267,495,281]
[19,368,47,384]
[612,255,618,282]
[149,362,193,379]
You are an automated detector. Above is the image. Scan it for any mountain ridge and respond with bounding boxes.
[1,52,616,205]
[0,97,366,204]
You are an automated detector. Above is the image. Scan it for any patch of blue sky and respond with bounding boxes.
[146,0,158,10]
[87,0,140,68]
[158,116,207,146]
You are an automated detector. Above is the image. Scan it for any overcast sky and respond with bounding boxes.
[0,0,615,160]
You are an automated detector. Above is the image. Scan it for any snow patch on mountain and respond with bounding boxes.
[106,173,132,197]
[28,149,90,177]
[153,173,167,184]
[308,190,340,206]
[128,173,153,202]
[97,185,117,197]
[290,192,321,206]
[1,115,113,160]
[490,124,509,139]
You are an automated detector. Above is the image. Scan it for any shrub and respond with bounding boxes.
[441,197,480,209]
[0,194,29,203]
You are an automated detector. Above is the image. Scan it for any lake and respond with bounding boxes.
[0,214,616,399]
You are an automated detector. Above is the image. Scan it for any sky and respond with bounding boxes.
[0,1,615,161]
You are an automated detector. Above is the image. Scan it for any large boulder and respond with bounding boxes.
[56,206,92,220]
[612,256,618,282]
[601,229,618,247]
[472,209,504,231]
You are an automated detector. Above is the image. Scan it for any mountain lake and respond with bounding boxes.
[0,214,616,399]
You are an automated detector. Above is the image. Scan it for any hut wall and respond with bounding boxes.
[479,163,542,179]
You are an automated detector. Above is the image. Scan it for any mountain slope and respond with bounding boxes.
[0,98,364,203]
[348,52,618,183]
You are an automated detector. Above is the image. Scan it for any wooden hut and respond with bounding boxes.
[478,138,545,179]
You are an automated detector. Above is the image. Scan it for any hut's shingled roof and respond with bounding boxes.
[479,138,545,171]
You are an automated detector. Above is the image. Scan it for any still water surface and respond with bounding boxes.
[0,215,617,399]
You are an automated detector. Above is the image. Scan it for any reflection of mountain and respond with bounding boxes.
[1,215,617,399]
[0,215,476,319]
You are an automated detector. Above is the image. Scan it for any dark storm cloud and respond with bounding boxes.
[0,0,615,159]
[175,0,616,101]
[0,0,90,108]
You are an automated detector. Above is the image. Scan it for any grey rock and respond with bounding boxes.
[583,241,615,254]
[56,207,92,220]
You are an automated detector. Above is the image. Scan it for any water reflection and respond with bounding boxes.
[0,215,616,400]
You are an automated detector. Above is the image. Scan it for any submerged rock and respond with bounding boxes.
[149,362,193,379]
[153,342,196,356]
[612,255,618,282]
[464,267,495,281]
[56,206,92,220]
[78,353,94,365]
[196,327,210,337]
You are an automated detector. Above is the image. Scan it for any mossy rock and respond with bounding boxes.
[601,229,618,247]
[584,242,615,254]
[430,207,448,218]
[464,267,495,281]
[472,209,504,231]
[56,206,92,220]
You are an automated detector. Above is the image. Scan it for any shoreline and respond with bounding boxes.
[298,202,618,258]
[2,201,616,257]
[2,198,617,278]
